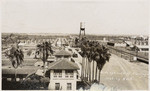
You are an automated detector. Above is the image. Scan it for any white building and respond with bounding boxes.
[47,59,79,90]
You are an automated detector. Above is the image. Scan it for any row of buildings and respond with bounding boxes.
[106,36,149,53]
[2,38,81,90]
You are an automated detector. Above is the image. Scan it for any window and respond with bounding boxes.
[65,70,73,78]
[57,56,61,58]
[64,56,69,58]
[141,48,149,51]
[54,70,62,78]
[16,78,20,81]
[7,78,12,81]
[55,83,60,90]
[67,83,72,90]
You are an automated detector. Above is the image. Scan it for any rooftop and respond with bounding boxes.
[48,56,55,59]
[2,66,40,75]
[108,40,125,44]
[54,50,72,56]
[48,59,79,70]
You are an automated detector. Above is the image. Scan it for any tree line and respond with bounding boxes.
[75,37,111,83]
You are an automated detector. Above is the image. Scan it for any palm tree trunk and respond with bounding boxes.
[95,63,98,81]
[43,47,46,67]
[86,58,89,81]
[84,57,87,80]
[81,57,84,80]
[89,61,91,82]
[16,56,19,68]
[98,69,101,83]
[15,68,17,82]
[92,60,94,81]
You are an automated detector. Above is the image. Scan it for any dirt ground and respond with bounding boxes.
[100,54,148,90]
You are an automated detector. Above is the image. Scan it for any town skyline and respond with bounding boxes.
[2,32,149,90]
[2,32,149,36]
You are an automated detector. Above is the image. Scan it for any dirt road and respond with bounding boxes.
[100,54,148,90]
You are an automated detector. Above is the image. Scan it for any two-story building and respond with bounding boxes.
[47,59,79,90]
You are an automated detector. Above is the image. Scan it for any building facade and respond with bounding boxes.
[47,59,79,90]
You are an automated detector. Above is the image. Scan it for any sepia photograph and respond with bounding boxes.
[1,0,149,91]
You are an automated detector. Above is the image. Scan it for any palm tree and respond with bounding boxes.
[78,37,111,84]
[80,37,89,80]
[97,45,111,82]
[42,42,46,67]
[84,41,95,82]
[36,41,53,67]
[36,43,44,59]
[80,43,86,80]
[90,41,98,81]
[5,44,24,68]
[94,52,100,81]
[15,47,24,67]
[4,44,24,82]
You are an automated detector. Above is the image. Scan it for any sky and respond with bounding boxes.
[1,0,149,35]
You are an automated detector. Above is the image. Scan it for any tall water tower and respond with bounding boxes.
[79,22,85,39]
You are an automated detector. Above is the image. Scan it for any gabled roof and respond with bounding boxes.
[54,50,72,56]
[48,59,79,70]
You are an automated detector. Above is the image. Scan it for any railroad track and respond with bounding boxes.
[107,46,149,64]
